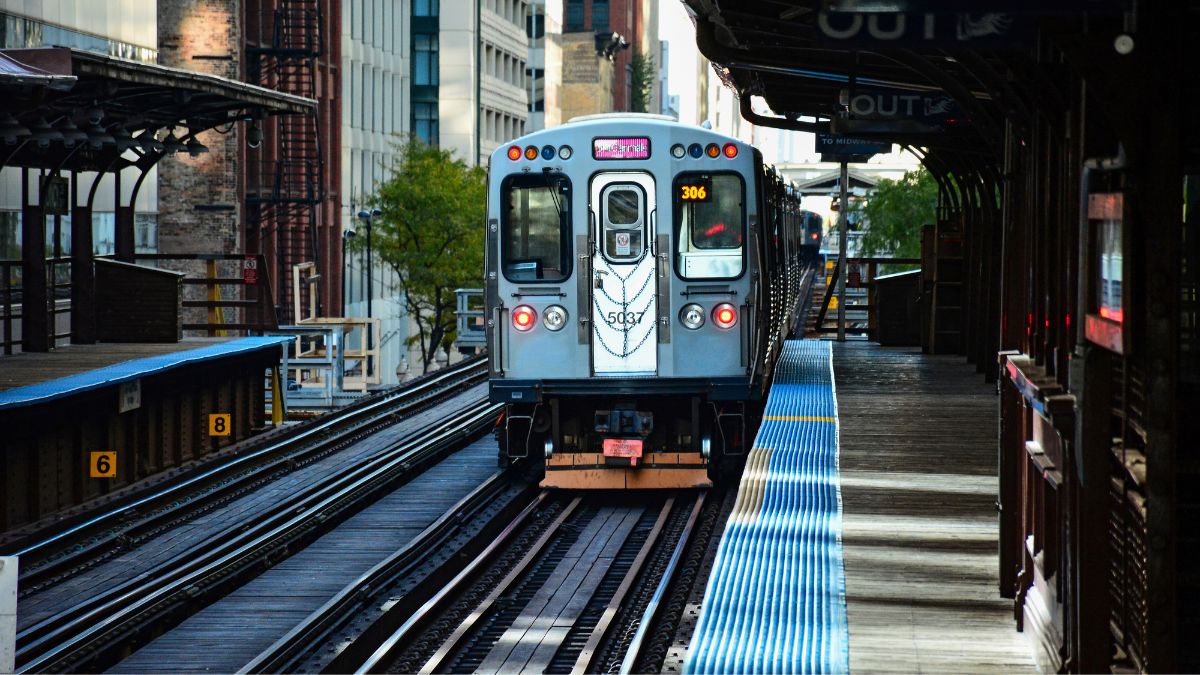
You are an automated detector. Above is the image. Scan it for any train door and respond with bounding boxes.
[590,172,657,375]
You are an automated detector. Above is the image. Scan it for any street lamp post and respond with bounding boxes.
[357,208,381,377]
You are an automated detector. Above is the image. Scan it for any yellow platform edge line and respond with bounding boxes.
[762,415,837,423]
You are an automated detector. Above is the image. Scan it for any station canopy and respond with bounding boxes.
[681,1,1129,158]
[0,47,314,173]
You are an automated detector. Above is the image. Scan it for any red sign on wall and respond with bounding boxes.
[243,257,258,285]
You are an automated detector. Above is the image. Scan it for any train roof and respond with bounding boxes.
[491,114,748,162]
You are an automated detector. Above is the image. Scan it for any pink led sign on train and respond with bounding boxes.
[592,137,651,160]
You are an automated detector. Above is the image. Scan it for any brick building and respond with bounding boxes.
[158,0,341,323]
[562,0,656,114]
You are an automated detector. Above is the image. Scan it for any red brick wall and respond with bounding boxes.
[157,0,242,257]
[157,0,243,327]
[242,0,342,318]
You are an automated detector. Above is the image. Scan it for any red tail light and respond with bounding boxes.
[507,145,522,161]
[722,143,738,158]
[512,305,537,331]
[713,303,738,329]
[810,232,819,240]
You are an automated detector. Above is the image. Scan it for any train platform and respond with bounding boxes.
[0,337,288,532]
[687,340,1037,673]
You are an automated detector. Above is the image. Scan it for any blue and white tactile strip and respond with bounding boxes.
[685,340,849,674]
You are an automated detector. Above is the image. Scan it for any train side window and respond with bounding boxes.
[501,173,571,282]
[674,172,745,279]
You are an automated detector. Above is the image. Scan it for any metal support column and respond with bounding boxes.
[21,168,48,352]
[837,160,848,341]
[70,171,96,343]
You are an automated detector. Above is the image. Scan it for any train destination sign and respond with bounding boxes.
[593,137,651,160]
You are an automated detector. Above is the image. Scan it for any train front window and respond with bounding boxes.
[674,172,745,279]
[502,173,571,282]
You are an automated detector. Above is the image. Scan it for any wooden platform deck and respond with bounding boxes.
[0,339,232,392]
[833,342,1037,673]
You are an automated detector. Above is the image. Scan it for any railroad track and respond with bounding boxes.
[315,490,713,675]
[14,390,500,672]
[3,356,487,593]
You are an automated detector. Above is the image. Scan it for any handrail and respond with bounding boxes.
[133,253,278,336]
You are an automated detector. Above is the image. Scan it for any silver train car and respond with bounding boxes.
[484,114,809,488]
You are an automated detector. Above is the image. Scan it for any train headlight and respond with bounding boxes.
[671,144,686,159]
[712,303,738,329]
[543,305,568,331]
[558,145,573,160]
[680,303,705,330]
[512,305,537,331]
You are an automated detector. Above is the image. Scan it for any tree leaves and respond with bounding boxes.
[357,138,486,371]
[857,167,938,260]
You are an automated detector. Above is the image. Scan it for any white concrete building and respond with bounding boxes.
[341,0,411,384]
[340,0,531,382]
[525,0,561,131]
[0,1,159,262]
[439,0,529,165]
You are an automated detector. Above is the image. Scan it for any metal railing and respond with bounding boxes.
[454,288,485,354]
[813,256,920,340]
[1,257,73,355]
[133,253,278,335]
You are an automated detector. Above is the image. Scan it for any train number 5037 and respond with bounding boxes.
[606,311,645,325]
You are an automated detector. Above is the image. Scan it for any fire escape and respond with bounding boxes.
[246,0,323,323]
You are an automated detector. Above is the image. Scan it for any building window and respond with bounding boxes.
[565,0,585,31]
[526,11,544,39]
[135,214,158,254]
[413,33,439,86]
[414,0,439,17]
[414,102,439,145]
[0,211,19,258]
[592,0,609,30]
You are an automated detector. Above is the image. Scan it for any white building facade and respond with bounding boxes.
[342,0,412,384]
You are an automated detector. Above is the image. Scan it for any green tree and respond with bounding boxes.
[856,166,939,260]
[630,51,655,113]
[362,138,486,372]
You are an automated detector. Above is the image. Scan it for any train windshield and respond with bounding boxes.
[501,173,571,282]
[674,172,744,279]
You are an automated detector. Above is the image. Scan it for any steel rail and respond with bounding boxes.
[15,399,501,673]
[569,497,677,675]
[619,492,708,675]
[5,357,486,587]
[353,496,583,675]
[237,472,533,674]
